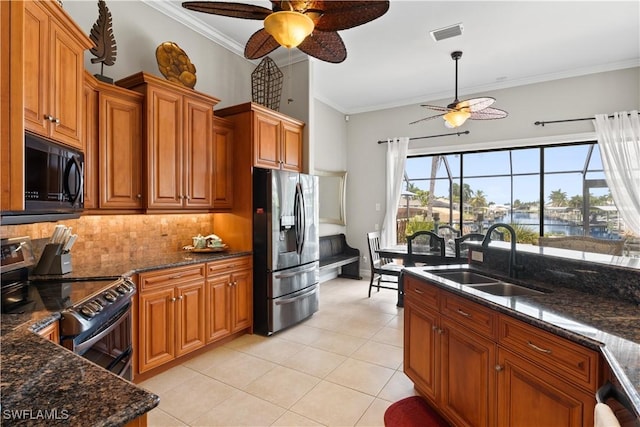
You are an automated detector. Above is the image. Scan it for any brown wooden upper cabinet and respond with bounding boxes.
[216,102,304,172]
[23,0,92,150]
[116,72,220,211]
[83,73,144,211]
[212,116,234,210]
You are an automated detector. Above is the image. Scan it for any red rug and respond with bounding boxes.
[384,396,450,427]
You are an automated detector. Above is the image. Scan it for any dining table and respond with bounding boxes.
[375,244,467,307]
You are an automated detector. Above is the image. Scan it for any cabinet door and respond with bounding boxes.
[404,300,439,401]
[139,287,175,373]
[176,281,206,356]
[23,1,49,137]
[212,117,234,210]
[497,348,594,427]
[280,120,302,172]
[440,316,496,427]
[206,274,232,343]
[183,96,213,208]
[48,16,84,149]
[82,75,99,209]
[231,268,252,332]
[147,87,183,208]
[253,112,281,169]
[99,90,143,208]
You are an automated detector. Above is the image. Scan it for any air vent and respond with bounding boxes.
[430,23,464,42]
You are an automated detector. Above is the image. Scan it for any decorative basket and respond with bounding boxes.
[251,57,283,111]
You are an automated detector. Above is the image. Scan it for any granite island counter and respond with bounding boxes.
[1,249,252,426]
[406,239,640,422]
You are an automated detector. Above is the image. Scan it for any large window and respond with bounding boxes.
[401,142,633,252]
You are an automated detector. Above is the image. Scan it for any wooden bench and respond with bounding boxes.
[319,234,362,280]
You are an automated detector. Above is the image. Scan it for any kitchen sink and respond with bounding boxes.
[430,271,500,285]
[466,282,550,297]
[427,268,552,296]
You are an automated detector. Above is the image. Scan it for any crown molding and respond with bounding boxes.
[141,0,307,66]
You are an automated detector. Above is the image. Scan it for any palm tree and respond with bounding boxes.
[470,190,487,208]
[549,189,568,207]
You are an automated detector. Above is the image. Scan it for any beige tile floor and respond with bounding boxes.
[139,277,417,426]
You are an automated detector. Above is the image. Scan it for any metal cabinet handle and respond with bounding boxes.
[527,341,552,354]
[136,194,142,199]
[178,295,183,300]
[170,297,177,302]
[413,288,424,294]
[457,308,471,317]
[53,117,60,124]
[495,365,504,372]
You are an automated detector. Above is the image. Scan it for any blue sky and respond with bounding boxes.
[405,144,607,205]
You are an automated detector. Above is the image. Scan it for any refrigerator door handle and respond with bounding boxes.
[274,264,318,279]
[275,287,317,305]
[294,183,306,255]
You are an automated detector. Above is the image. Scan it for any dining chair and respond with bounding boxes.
[406,230,446,267]
[366,231,403,298]
[454,233,485,258]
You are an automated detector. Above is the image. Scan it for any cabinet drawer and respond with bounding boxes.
[139,264,206,291]
[404,276,439,309]
[207,256,252,276]
[441,291,497,340]
[498,315,599,392]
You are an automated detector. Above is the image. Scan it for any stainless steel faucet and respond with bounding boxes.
[481,223,523,278]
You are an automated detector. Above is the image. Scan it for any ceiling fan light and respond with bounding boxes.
[443,109,471,128]
[264,11,314,49]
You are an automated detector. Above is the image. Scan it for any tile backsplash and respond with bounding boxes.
[1,214,215,266]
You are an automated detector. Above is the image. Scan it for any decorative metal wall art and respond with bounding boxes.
[155,42,197,89]
[251,57,283,111]
[89,0,117,83]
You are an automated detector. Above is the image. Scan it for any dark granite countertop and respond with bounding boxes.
[1,250,251,426]
[403,265,640,418]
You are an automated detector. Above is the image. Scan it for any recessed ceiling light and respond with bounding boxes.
[430,23,464,42]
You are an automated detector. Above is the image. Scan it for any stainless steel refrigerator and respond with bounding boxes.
[253,167,320,335]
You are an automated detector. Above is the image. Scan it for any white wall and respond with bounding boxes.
[338,67,640,274]
[312,99,348,237]
[64,0,253,108]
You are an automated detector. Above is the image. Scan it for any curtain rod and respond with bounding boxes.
[377,130,470,144]
[534,113,620,127]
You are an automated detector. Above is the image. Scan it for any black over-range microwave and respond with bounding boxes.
[1,133,84,225]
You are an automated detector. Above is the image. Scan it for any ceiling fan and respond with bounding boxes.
[410,51,508,128]
[182,1,390,64]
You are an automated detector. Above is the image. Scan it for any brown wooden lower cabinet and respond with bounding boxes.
[404,274,599,427]
[137,257,252,375]
[138,264,206,373]
[37,322,60,343]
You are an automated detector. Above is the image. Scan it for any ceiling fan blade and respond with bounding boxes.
[182,1,272,20]
[313,1,389,31]
[409,113,444,125]
[456,97,495,112]
[420,104,452,113]
[244,28,280,60]
[297,30,346,63]
[469,107,509,120]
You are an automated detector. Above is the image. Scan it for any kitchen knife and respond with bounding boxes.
[51,225,66,244]
[63,234,77,252]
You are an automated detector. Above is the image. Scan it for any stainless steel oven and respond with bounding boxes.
[57,278,136,381]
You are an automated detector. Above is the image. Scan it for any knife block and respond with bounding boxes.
[33,244,73,275]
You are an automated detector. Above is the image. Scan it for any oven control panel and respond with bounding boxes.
[60,278,136,336]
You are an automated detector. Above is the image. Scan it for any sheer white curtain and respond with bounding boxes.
[381,137,409,247]
[593,110,640,235]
